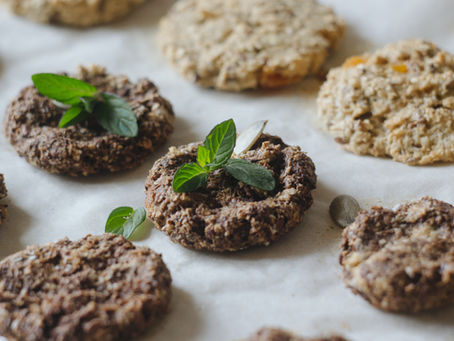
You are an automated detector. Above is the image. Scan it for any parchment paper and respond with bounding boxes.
[1,1,454,340]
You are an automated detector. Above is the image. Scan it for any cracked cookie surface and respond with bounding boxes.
[0,233,172,341]
[158,0,345,91]
[4,65,174,176]
[145,134,316,252]
[0,174,7,225]
[318,39,454,165]
[1,0,147,27]
[340,197,454,312]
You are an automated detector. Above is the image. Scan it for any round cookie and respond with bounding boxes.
[157,0,345,91]
[0,233,172,341]
[340,197,454,313]
[0,174,7,225]
[4,65,175,176]
[318,39,454,165]
[1,0,147,27]
[145,134,316,252]
[244,328,347,341]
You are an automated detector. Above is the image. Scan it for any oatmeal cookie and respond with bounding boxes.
[0,174,6,225]
[318,39,454,165]
[0,233,172,341]
[340,197,454,313]
[4,65,174,176]
[244,328,347,341]
[145,134,316,252]
[1,0,147,27]
[157,0,345,91]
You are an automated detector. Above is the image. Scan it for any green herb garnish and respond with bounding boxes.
[173,119,276,193]
[32,73,138,137]
[105,206,146,239]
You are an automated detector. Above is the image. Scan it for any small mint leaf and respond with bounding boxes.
[224,158,275,191]
[32,73,97,105]
[197,145,211,168]
[173,163,208,193]
[93,93,138,137]
[105,206,146,240]
[204,119,236,169]
[59,106,89,128]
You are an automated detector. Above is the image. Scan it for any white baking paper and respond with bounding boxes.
[1,1,454,340]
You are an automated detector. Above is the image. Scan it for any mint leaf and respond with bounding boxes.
[105,206,134,235]
[94,93,138,137]
[59,106,89,128]
[197,146,211,167]
[122,207,147,239]
[204,119,236,170]
[105,206,146,240]
[32,73,97,105]
[173,163,208,193]
[79,96,98,113]
[224,158,275,191]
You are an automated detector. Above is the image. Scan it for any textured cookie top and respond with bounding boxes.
[146,134,316,252]
[340,197,454,312]
[158,0,345,91]
[0,234,172,341]
[2,0,147,27]
[4,65,174,176]
[0,174,7,225]
[318,39,454,165]
[245,328,347,341]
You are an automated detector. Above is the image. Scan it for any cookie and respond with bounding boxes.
[318,39,454,165]
[244,328,347,341]
[0,174,7,225]
[1,0,147,27]
[4,65,175,176]
[0,233,172,341]
[340,197,454,313]
[157,0,345,91]
[145,134,316,252]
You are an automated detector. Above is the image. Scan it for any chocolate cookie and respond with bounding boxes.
[244,328,347,341]
[1,0,147,27]
[0,174,7,225]
[340,197,454,313]
[0,233,172,341]
[318,39,454,165]
[145,134,316,252]
[158,0,345,91]
[4,65,174,176]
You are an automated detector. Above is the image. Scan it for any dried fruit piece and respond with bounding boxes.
[392,64,408,73]
[343,56,366,68]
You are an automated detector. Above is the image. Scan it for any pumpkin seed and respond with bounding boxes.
[329,195,361,228]
[233,120,268,155]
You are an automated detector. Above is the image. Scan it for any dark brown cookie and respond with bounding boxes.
[0,234,172,341]
[0,174,7,225]
[244,327,348,341]
[145,134,316,252]
[340,197,454,313]
[4,65,175,176]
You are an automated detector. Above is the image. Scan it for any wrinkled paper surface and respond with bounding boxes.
[1,1,454,340]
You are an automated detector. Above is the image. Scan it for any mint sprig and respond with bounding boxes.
[105,206,146,239]
[172,119,276,193]
[32,73,138,137]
